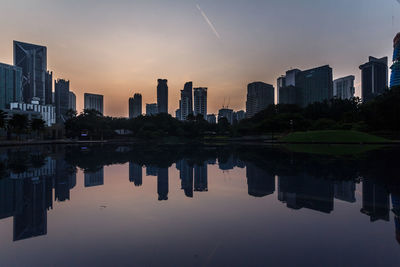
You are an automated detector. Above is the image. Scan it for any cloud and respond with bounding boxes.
[196,4,221,39]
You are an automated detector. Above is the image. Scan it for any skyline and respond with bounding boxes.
[0,0,399,116]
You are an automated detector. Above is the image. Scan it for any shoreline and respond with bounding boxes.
[0,138,399,148]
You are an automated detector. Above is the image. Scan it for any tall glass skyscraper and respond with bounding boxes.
[129,93,142,118]
[0,62,22,109]
[13,41,47,104]
[157,79,168,114]
[390,33,400,88]
[55,79,70,123]
[359,57,388,103]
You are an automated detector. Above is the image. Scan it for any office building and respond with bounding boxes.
[146,103,158,116]
[69,91,76,112]
[157,79,168,114]
[194,87,207,119]
[359,57,388,103]
[84,93,104,114]
[234,110,246,122]
[175,108,181,119]
[45,71,53,105]
[246,82,274,118]
[177,159,194,198]
[390,33,400,88]
[8,99,55,127]
[207,114,216,124]
[277,69,301,105]
[296,65,333,107]
[218,108,234,124]
[129,93,142,118]
[13,41,47,104]
[333,75,355,100]
[361,178,390,222]
[0,62,22,110]
[55,79,70,123]
[334,180,356,203]
[179,82,193,120]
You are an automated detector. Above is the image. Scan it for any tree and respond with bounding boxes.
[0,110,6,130]
[30,118,46,139]
[8,114,28,140]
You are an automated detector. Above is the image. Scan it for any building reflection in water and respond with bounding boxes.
[1,144,400,245]
[129,162,142,187]
[84,168,104,188]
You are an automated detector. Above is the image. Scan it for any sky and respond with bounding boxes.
[0,0,399,117]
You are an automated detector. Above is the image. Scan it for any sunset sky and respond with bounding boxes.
[0,0,399,116]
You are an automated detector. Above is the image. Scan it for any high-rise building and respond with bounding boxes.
[246,82,274,118]
[277,69,301,105]
[84,168,104,187]
[45,71,53,105]
[129,93,142,118]
[390,33,400,88]
[246,162,275,197]
[68,91,76,112]
[295,65,333,107]
[218,108,234,124]
[13,41,47,104]
[179,82,193,120]
[207,114,216,124]
[333,75,355,100]
[194,163,208,192]
[55,79,70,123]
[175,108,181,120]
[360,178,390,222]
[157,168,168,201]
[157,79,168,114]
[84,93,104,114]
[0,62,22,109]
[234,110,246,122]
[193,87,207,119]
[146,103,158,116]
[359,56,388,103]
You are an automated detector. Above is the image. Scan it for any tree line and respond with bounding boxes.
[0,111,46,140]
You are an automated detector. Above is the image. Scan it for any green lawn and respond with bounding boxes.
[280,130,389,143]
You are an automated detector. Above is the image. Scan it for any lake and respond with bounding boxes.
[0,144,399,266]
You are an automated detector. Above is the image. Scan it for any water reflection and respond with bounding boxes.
[0,144,400,248]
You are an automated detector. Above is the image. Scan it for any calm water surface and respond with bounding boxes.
[0,144,399,266]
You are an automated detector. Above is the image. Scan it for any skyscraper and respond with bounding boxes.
[84,93,104,114]
[157,79,168,114]
[68,91,76,112]
[333,75,355,100]
[55,79,70,123]
[246,82,274,118]
[295,65,333,107]
[13,41,47,104]
[0,62,22,109]
[129,162,142,186]
[390,33,400,88]
[146,103,158,116]
[193,87,207,119]
[359,56,388,103]
[179,82,193,120]
[45,71,53,105]
[218,108,234,124]
[129,93,142,118]
[278,69,301,105]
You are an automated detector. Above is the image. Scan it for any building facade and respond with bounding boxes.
[0,63,22,110]
[179,82,193,120]
[390,33,400,88]
[55,79,70,123]
[218,108,234,124]
[157,79,168,114]
[295,65,333,107]
[69,91,76,112]
[246,82,274,118]
[13,41,47,104]
[129,93,142,118]
[9,99,56,127]
[84,93,104,114]
[45,71,53,105]
[359,56,388,103]
[333,75,355,100]
[193,87,207,119]
[207,114,216,124]
[146,103,158,116]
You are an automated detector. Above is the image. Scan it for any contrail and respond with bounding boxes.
[196,4,221,39]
